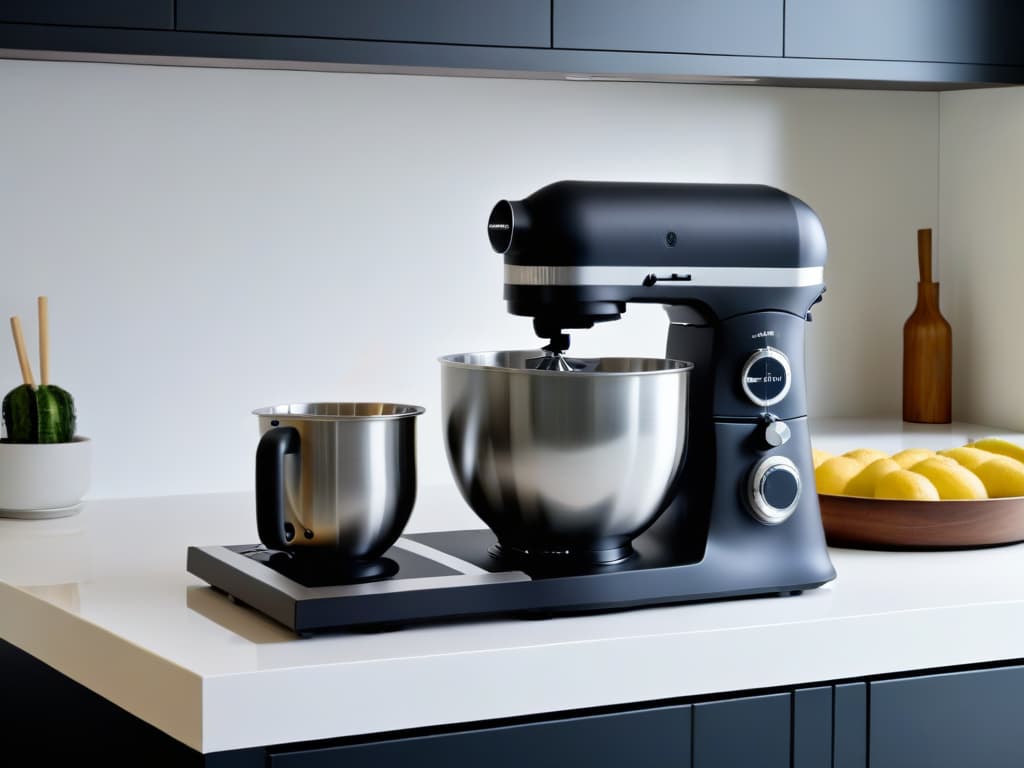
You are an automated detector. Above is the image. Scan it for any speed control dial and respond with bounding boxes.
[741,347,792,408]
[748,456,802,525]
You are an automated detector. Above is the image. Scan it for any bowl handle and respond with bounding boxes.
[255,426,300,550]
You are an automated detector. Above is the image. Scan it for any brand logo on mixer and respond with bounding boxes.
[751,330,775,339]
[746,375,784,384]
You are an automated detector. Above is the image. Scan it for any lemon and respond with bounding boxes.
[842,448,890,466]
[814,456,864,495]
[812,448,834,469]
[874,470,941,500]
[910,455,959,469]
[973,456,1024,497]
[844,458,902,497]
[970,438,1024,464]
[909,457,988,500]
[937,446,999,471]
[891,448,936,469]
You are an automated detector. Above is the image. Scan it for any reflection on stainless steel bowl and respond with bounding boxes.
[440,351,692,563]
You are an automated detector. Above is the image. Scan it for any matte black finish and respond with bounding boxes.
[497,182,825,269]
[870,666,1024,768]
[786,0,1024,67]
[693,693,790,767]
[0,0,172,29]
[269,705,690,767]
[554,0,782,57]
[834,682,867,768]
[1,22,1023,89]
[794,686,832,768]
[255,425,300,551]
[177,0,551,49]
[0,639,260,766]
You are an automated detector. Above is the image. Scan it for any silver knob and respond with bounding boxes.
[741,347,792,408]
[748,456,801,525]
[763,419,792,448]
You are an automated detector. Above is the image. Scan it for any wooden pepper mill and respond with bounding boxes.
[902,228,952,423]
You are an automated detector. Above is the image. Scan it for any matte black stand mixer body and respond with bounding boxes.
[187,180,835,634]
[488,180,835,591]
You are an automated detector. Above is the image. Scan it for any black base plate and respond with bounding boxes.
[186,528,830,635]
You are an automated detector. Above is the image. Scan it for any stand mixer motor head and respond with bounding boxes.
[487,180,827,348]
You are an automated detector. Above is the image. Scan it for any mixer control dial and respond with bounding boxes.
[762,418,792,448]
[741,347,792,408]
[748,456,801,525]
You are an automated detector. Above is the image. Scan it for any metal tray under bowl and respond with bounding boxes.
[819,493,1024,550]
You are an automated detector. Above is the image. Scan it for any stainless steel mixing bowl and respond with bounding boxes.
[440,351,692,563]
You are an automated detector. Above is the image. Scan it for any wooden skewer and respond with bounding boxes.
[9,316,36,389]
[38,296,49,386]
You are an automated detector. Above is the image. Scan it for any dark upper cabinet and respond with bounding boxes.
[0,0,172,29]
[554,0,782,57]
[786,0,1024,66]
[870,666,1024,768]
[268,705,691,768]
[176,0,551,49]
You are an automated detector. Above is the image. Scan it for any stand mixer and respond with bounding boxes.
[489,180,836,590]
[187,180,835,635]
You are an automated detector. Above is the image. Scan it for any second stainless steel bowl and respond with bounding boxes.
[440,351,692,563]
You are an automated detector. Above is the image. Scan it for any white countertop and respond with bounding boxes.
[3,418,1024,754]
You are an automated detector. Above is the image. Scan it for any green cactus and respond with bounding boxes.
[2,384,76,443]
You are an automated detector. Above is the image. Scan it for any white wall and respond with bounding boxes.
[0,60,939,505]
[938,86,1024,430]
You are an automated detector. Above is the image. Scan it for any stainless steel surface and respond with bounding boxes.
[254,402,424,558]
[524,350,587,371]
[747,455,802,525]
[440,351,691,556]
[504,264,825,288]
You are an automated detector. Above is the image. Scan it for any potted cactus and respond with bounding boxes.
[0,297,90,518]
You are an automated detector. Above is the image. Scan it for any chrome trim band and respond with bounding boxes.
[504,264,824,288]
[393,536,491,576]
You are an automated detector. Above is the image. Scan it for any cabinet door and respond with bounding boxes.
[269,705,691,768]
[785,0,1024,66]
[793,686,831,768]
[0,0,172,29]
[833,682,867,768]
[870,666,1024,768]
[176,0,551,49]
[554,0,782,57]
[693,692,789,768]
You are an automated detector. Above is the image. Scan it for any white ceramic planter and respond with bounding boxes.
[0,436,91,518]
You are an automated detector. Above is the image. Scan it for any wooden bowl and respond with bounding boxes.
[819,493,1024,550]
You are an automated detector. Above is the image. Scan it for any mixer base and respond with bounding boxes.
[488,540,635,567]
[187,524,834,636]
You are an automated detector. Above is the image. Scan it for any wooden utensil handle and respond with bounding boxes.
[38,296,49,386]
[9,316,36,388]
[917,228,933,283]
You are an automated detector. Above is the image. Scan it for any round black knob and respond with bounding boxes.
[741,347,792,408]
[748,456,801,525]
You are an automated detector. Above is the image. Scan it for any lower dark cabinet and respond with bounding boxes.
[6,637,1024,766]
[269,705,691,768]
[793,686,831,768]
[693,692,790,767]
[870,665,1024,768]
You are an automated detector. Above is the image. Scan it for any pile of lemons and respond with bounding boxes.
[813,438,1024,500]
